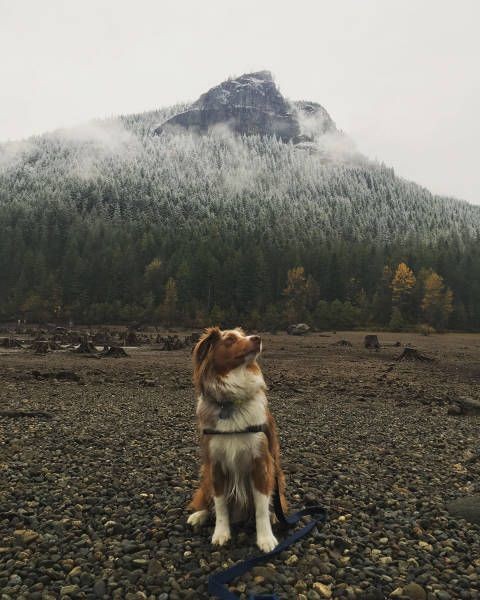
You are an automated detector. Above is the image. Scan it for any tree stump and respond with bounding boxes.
[73,337,96,354]
[0,337,23,348]
[165,335,180,350]
[184,332,200,346]
[32,340,50,354]
[155,335,188,350]
[125,331,138,346]
[364,335,380,350]
[102,346,129,358]
[332,339,352,347]
[395,347,433,362]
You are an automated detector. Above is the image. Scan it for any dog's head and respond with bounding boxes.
[192,326,262,395]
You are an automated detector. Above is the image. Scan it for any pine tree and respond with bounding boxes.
[144,258,163,301]
[160,277,178,325]
[263,303,282,331]
[389,307,405,331]
[422,271,453,329]
[313,300,331,330]
[371,266,393,325]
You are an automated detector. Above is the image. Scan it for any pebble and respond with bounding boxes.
[313,582,332,598]
[92,580,106,597]
[402,582,427,600]
[67,566,82,577]
[14,530,40,544]
[60,584,80,596]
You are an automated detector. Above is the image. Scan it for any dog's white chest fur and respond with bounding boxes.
[198,366,267,503]
[209,399,266,470]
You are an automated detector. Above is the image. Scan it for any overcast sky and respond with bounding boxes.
[1,0,479,204]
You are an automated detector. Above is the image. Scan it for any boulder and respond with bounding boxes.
[287,323,310,336]
[447,403,462,416]
[456,396,480,415]
[447,495,480,525]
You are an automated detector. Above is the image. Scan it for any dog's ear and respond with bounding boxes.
[193,326,221,366]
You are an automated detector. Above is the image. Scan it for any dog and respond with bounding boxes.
[187,326,287,552]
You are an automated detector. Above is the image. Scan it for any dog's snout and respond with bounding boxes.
[250,335,261,344]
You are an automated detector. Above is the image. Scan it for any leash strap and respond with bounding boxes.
[208,487,327,600]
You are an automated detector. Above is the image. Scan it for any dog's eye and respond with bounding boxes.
[224,336,236,346]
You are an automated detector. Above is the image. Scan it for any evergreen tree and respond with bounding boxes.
[159,277,178,325]
[421,271,453,329]
[389,307,406,331]
[371,266,393,325]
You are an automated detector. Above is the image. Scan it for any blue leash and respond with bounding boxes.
[208,483,327,600]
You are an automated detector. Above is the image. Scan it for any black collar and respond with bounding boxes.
[202,424,267,436]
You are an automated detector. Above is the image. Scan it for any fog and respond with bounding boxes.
[0,0,479,204]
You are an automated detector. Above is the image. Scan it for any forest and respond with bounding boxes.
[1,106,479,331]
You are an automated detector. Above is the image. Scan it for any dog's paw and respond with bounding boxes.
[257,532,278,553]
[212,527,231,546]
[187,510,208,527]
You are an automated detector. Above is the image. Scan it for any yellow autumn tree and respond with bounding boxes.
[391,262,416,320]
[422,271,453,329]
[283,266,308,323]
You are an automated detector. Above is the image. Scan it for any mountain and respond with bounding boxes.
[153,70,336,143]
[0,72,479,329]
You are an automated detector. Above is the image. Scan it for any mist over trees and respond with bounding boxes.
[1,107,479,330]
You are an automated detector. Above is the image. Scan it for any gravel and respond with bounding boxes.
[0,331,479,599]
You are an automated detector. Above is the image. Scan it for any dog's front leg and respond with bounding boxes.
[252,455,278,552]
[211,463,231,546]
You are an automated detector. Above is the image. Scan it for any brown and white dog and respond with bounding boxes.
[187,327,287,552]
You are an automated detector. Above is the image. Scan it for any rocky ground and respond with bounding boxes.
[0,331,479,600]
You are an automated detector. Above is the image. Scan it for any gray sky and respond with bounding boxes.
[1,0,479,204]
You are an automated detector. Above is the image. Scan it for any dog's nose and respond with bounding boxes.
[250,335,261,344]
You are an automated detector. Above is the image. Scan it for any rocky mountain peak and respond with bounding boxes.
[154,71,336,143]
